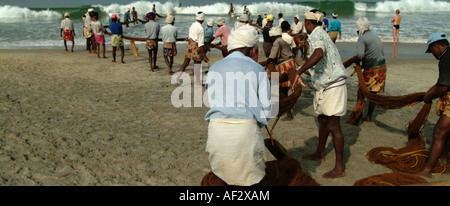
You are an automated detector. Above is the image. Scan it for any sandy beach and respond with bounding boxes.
[0,42,448,186]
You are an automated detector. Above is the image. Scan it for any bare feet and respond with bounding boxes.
[303,153,325,162]
[103,56,108,59]
[121,60,125,64]
[321,169,346,179]
[112,60,116,63]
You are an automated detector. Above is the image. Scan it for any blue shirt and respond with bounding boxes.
[109,23,123,35]
[262,24,272,42]
[124,11,131,20]
[205,52,272,126]
[205,27,213,43]
[328,19,341,32]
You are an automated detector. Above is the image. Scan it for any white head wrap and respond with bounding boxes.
[196,12,205,21]
[303,10,324,23]
[88,8,94,12]
[64,12,70,17]
[166,15,175,24]
[206,18,214,26]
[239,14,249,22]
[269,27,282,37]
[227,25,258,51]
[356,17,370,36]
[216,17,225,26]
[332,12,338,18]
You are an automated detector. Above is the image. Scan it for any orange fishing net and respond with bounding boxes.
[348,64,450,185]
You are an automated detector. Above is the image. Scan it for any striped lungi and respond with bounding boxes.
[206,119,267,186]
[363,60,387,93]
[276,59,296,87]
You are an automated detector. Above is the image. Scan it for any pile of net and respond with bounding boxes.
[348,64,450,185]
[201,139,317,186]
[353,171,428,186]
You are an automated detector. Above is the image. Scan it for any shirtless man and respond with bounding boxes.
[391,9,402,45]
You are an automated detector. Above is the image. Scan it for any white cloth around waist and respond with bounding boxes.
[206,118,267,186]
[313,78,347,117]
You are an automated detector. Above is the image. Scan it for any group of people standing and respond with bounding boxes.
[59,7,449,185]
[60,8,126,63]
[204,8,449,185]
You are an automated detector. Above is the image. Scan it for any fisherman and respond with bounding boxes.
[207,17,230,57]
[328,13,342,43]
[262,14,274,58]
[205,25,271,186]
[131,7,138,25]
[344,17,386,125]
[60,12,75,52]
[91,12,107,59]
[109,14,125,63]
[144,12,160,72]
[175,12,209,86]
[261,27,296,121]
[83,8,95,53]
[292,9,349,178]
[161,15,178,74]
[412,32,450,178]
[124,8,131,28]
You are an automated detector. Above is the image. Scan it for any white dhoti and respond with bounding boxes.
[313,78,347,116]
[206,119,267,186]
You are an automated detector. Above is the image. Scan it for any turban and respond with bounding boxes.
[303,10,324,23]
[266,14,274,21]
[147,12,156,19]
[356,17,370,36]
[269,27,282,37]
[227,25,258,51]
[166,15,174,24]
[216,17,225,26]
[206,18,214,26]
[239,14,248,22]
[111,14,117,19]
[196,12,205,21]
[332,12,338,18]
[64,12,70,17]
[88,8,94,12]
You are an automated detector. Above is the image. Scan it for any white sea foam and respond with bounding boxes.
[355,0,450,12]
[95,1,313,16]
[0,5,61,19]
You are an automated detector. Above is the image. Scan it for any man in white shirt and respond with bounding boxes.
[277,13,285,28]
[161,15,178,74]
[175,12,209,85]
[292,9,349,179]
[60,12,75,52]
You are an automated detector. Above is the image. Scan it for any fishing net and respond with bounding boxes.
[348,64,450,185]
[201,139,317,186]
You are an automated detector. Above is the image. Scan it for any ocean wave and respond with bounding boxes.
[0,5,61,19]
[94,1,313,16]
[355,0,450,12]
